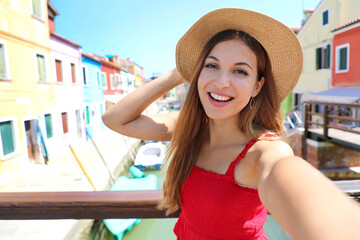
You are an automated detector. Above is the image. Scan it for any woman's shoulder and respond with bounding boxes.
[253,135,294,164]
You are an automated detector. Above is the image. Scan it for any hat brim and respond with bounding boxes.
[176,8,303,102]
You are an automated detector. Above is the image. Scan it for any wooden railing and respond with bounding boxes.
[0,182,359,220]
[0,190,180,220]
[302,101,360,158]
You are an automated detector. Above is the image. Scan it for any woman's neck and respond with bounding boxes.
[206,117,249,147]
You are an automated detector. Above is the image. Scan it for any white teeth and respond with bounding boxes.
[210,93,231,101]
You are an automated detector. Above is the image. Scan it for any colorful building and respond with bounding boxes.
[0,0,55,183]
[48,6,86,158]
[119,57,144,88]
[294,0,360,104]
[100,56,123,109]
[81,53,105,139]
[332,19,360,88]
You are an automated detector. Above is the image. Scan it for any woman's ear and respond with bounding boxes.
[252,76,265,97]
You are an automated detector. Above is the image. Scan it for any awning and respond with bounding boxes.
[301,87,360,104]
[104,94,124,104]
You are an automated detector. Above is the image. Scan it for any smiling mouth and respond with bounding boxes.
[209,93,234,102]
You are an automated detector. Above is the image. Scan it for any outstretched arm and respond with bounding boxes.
[257,142,360,240]
[102,68,184,141]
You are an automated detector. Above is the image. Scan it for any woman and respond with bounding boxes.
[102,8,360,240]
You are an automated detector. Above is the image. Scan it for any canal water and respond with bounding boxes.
[121,167,178,240]
[103,163,291,240]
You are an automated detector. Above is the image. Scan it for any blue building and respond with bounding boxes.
[81,53,105,139]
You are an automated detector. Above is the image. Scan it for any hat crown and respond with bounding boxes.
[176,8,303,102]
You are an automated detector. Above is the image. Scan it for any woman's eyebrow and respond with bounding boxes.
[235,62,253,70]
[206,56,253,70]
[206,56,218,61]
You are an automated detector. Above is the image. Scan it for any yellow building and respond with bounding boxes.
[0,0,54,184]
[294,0,360,102]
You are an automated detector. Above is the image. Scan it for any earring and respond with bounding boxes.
[249,97,255,109]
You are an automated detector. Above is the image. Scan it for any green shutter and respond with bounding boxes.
[86,106,90,125]
[339,47,347,70]
[32,0,41,18]
[0,44,5,78]
[0,121,15,156]
[37,54,46,81]
[316,48,321,70]
[45,114,53,138]
[323,10,329,25]
[326,44,331,68]
[102,73,106,87]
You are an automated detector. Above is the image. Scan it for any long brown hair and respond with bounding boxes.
[159,30,283,215]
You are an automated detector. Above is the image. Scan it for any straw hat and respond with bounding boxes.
[176,8,303,102]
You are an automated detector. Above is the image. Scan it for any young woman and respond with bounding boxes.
[102,8,360,240]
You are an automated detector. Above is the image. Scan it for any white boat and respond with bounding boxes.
[134,142,167,170]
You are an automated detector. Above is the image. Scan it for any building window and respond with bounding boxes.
[82,66,88,85]
[110,74,115,89]
[97,71,101,87]
[316,44,331,70]
[61,112,69,134]
[335,43,349,73]
[85,106,90,125]
[55,59,63,83]
[44,114,53,139]
[0,120,15,157]
[101,72,107,89]
[36,53,47,82]
[71,63,76,83]
[322,9,329,26]
[31,0,43,20]
[0,40,11,80]
[115,73,121,89]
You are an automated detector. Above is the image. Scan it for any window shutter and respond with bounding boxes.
[61,113,68,134]
[340,47,347,70]
[45,114,53,139]
[0,44,5,78]
[326,44,331,68]
[82,67,87,85]
[0,121,14,156]
[86,107,90,125]
[37,54,46,81]
[322,10,329,25]
[316,48,321,69]
[71,63,76,83]
[55,60,62,82]
[32,0,41,18]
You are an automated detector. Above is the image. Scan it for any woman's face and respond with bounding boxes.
[197,39,264,121]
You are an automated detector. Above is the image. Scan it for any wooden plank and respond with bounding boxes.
[327,125,360,135]
[327,114,360,123]
[0,190,180,220]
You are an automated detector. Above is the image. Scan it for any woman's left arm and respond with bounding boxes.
[257,141,360,240]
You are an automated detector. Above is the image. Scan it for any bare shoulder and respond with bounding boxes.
[253,140,294,181]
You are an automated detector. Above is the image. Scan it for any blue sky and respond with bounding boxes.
[51,0,320,78]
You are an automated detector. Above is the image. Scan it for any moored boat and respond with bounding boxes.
[134,142,167,170]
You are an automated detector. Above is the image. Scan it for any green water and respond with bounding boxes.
[122,167,178,240]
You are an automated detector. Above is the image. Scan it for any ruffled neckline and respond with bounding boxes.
[192,165,258,193]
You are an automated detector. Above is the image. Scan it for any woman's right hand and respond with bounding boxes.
[102,68,184,141]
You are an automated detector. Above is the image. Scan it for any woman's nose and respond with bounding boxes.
[214,71,230,89]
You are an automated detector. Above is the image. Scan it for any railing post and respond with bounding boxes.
[324,105,329,140]
[302,104,309,160]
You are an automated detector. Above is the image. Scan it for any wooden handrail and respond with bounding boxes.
[0,182,358,220]
[0,190,180,220]
[327,114,360,123]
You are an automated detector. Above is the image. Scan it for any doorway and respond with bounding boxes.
[24,120,48,164]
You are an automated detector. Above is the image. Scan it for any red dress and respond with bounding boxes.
[174,139,268,240]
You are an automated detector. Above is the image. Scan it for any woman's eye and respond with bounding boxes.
[234,69,248,76]
[204,63,217,69]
